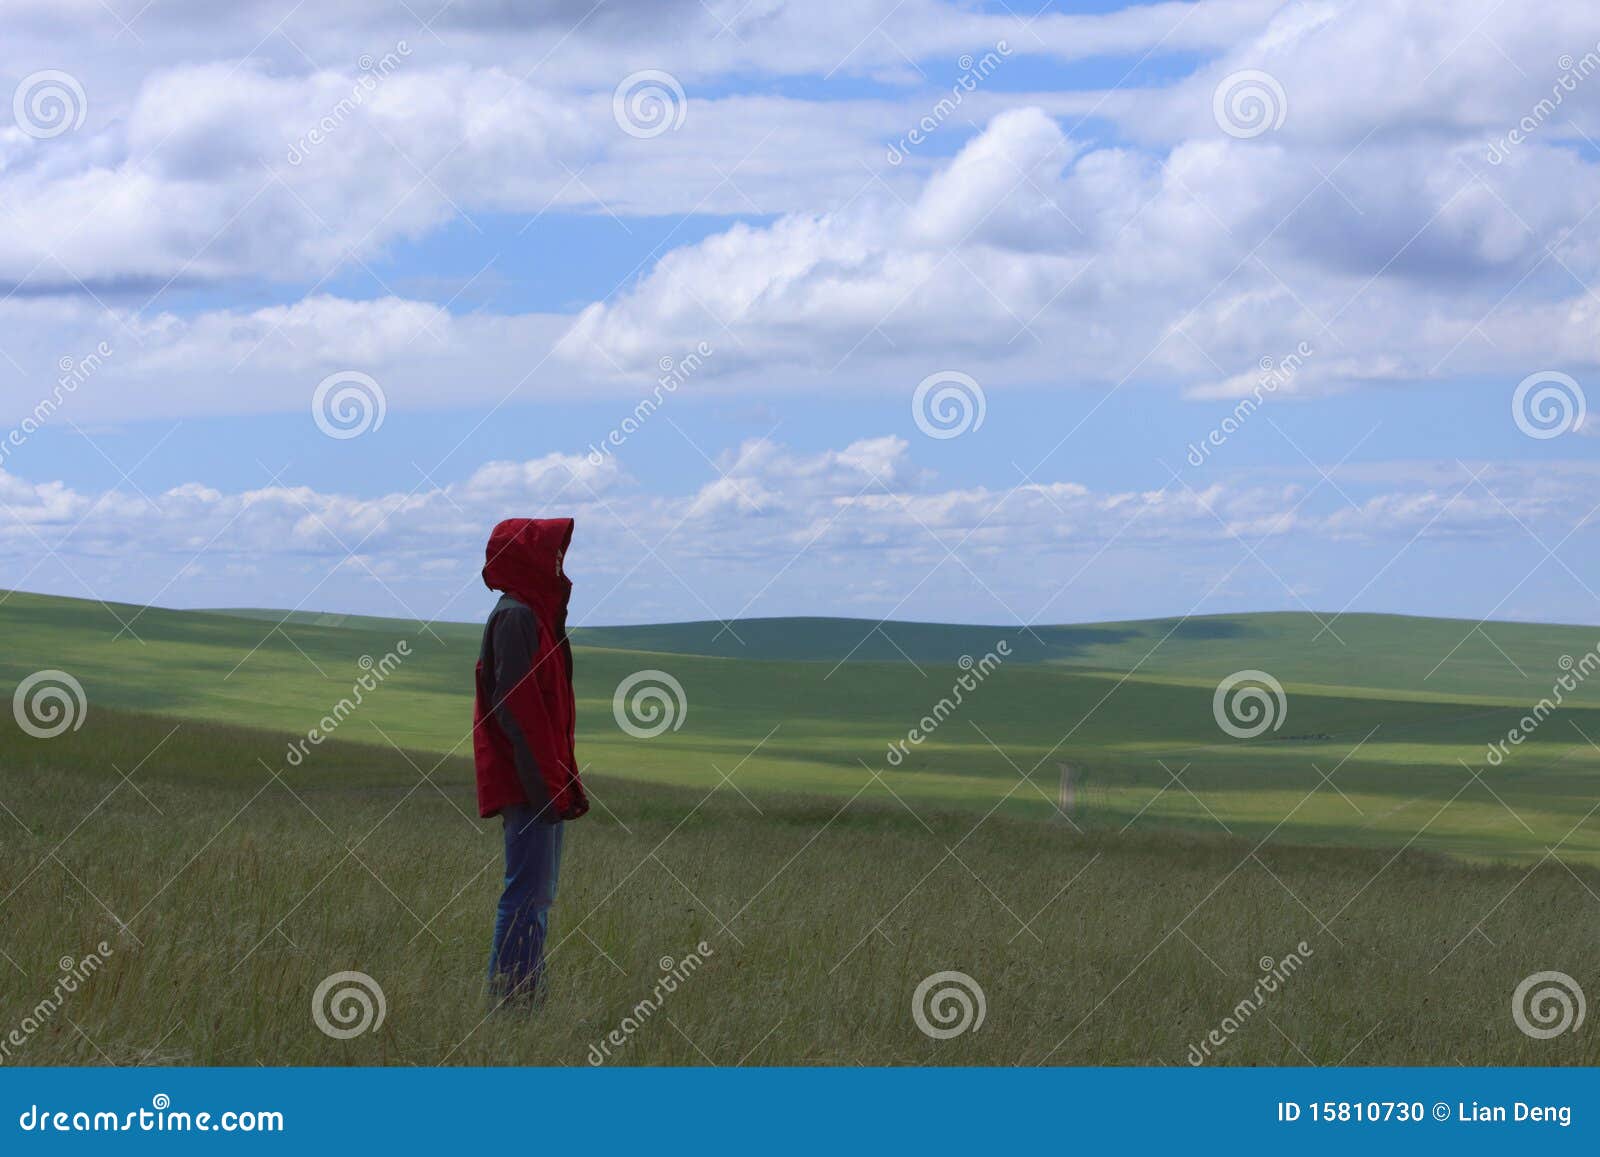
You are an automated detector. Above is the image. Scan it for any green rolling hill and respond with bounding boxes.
[4,589,1598,863]
[6,587,1600,1066]
[202,603,1600,704]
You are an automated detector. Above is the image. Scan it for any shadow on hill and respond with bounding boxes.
[1145,617,1250,641]
[569,617,1166,664]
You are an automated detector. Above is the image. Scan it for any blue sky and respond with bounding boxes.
[2,0,1599,628]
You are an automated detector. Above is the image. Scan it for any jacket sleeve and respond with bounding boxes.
[488,606,557,819]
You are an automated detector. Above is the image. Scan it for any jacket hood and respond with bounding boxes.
[482,517,573,621]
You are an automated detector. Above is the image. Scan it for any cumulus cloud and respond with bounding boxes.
[3,438,1594,622]
[5,0,1600,419]
[4,0,1600,625]
[0,0,1273,292]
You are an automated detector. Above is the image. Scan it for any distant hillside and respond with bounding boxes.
[197,603,1600,704]
[7,587,1600,866]
[201,608,1169,663]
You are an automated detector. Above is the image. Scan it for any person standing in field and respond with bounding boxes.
[473,517,589,1004]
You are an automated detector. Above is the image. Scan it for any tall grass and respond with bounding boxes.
[2,708,1594,1066]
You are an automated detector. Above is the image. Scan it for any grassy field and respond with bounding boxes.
[1,589,1598,1066]
[3,590,1599,864]
[3,705,1596,1066]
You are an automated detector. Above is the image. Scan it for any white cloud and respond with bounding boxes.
[5,0,1600,626]
[4,0,1599,422]
[4,438,1596,623]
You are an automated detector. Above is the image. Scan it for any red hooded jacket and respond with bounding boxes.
[472,518,588,821]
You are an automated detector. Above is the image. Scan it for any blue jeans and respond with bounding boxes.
[488,806,564,999]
